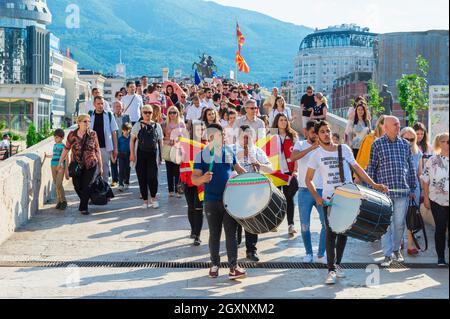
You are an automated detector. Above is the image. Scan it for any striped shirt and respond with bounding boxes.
[367,135,417,198]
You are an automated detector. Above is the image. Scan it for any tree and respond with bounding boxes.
[26,123,39,148]
[396,55,429,126]
[367,80,384,119]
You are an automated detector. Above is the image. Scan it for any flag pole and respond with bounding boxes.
[235,20,238,83]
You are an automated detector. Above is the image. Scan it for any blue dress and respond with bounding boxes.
[412,151,423,205]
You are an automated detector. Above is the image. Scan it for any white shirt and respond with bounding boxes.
[234,144,272,173]
[269,107,293,126]
[307,144,356,200]
[201,99,214,109]
[186,105,205,122]
[0,139,10,150]
[122,94,144,123]
[86,100,111,113]
[293,140,323,189]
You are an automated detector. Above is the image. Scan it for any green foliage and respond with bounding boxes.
[7,131,24,141]
[0,120,6,131]
[396,55,429,126]
[26,120,54,148]
[26,123,39,148]
[367,80,384,118]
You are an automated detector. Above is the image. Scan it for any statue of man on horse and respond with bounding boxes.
[192,53,217,79]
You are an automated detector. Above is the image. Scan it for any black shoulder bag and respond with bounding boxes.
[406,199,428,251]
[338,144,345,184]
[68,131,90,178]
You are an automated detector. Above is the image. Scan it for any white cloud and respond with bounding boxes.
[209,0,449,33]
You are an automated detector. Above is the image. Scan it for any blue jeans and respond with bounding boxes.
[298,188,326,257]
[382,197,409,257]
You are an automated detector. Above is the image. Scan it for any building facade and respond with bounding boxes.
[294,24,377,107]
[373,30,449,124]
[332,71,372,118]
[0,0,55,131]
[104,76,125,105]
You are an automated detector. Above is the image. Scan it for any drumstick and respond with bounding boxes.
[323,201,334,207]
[334,189,362,199]
[389,189,411,193]
[209,147,215,172]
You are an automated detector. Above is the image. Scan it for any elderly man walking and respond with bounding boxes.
[367,116,417,267]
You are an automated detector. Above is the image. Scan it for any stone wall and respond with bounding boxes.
[0,129,73,244]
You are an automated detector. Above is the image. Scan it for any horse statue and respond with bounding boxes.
[192,54,217,79]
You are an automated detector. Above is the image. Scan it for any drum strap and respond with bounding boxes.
[338,145,345,184]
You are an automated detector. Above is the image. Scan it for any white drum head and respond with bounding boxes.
[329,183,362,234]
[224,173,271,219]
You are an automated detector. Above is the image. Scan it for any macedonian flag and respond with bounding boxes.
[179,137,206,201]
[256,135,291,187]
[236,22,245,50]
[236,51,250,74]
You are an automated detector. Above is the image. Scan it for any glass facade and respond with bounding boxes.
[37,99,50,129]
[0,98,33,131]
[0,27,28,84]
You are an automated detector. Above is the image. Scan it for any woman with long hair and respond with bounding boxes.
[271,113,299,237]
[163,106,187,198]
[400,127,423,256]
[180,121,207,246]
[269,96,293,126]
[166,85,179,106]
[309,92,328,121]
[421,133,449,266]
[151,103,165,124]
[201,108,220,126]
[414,122,433,157]
[348,104,372,158]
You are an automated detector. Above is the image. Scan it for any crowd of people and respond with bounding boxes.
[44,79,449,284]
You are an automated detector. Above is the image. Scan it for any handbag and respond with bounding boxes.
[162,144,172,162]
[406,200,428,252]
[68,131,89,178]
[90,175,115,206]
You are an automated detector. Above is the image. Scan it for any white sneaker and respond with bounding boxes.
[393,251,405,263]
[381,257,392,267]
[335,265,346,279]
[317,255,328,264]
[288,225,297,237]
[325,271,337,285]
[303,254,314,263]
[142,203,149,209]
[152,201,160,209]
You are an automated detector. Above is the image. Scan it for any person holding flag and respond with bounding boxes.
[271,113,300,238]
[180,120,207,246]
[192,124,248,280]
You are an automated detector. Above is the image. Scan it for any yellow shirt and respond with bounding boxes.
[356,133,376,170]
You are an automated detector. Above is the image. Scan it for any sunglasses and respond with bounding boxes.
[82,120,91,124]
[405,138,415,143]
[232,91,238,94]
[247,107,258,110]
[169,112,177,115]
[143,111,153,115]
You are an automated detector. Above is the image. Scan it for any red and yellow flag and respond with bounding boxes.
[179,137,206,201]
[236,22,245,51]
[236,51,250,74]
[256,135,291,187]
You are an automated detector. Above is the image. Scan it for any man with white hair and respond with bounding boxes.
[367,116,417,267]
[234,100,266,141]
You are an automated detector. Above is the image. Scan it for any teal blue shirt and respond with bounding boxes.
[51,143,65,167]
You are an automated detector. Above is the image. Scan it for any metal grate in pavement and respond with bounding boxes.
[0,260,445,270]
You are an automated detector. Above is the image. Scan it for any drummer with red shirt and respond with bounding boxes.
[305,120,388,286]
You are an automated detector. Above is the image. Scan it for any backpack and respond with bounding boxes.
[138,122,159,152]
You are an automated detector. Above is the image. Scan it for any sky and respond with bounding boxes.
[210,0,449,33]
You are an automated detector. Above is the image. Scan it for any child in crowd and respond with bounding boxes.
[332,133,341,145]
[118,123,132,192]
[45,129,68,210]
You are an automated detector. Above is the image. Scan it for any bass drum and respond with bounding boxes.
[223,173,287,235]
[328,183,393,242]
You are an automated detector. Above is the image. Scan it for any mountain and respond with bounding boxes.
[46,0,312,86]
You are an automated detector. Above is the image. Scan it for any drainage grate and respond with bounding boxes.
[0,261,444,270]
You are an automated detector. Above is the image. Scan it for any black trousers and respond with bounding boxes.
[324,207,348,272]
[237,225,258,254]
[73,165,97,212]
[279,185,295,226]
[431,201,449,261]
[136,149,158,200]
[111,159,119,183]
[118,152,131,186]
[204,201,239,268]
[166,161,180,193]
[184,185,204,237]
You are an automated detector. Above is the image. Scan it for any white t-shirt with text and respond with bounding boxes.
[307,144,356,200]
[293,140,323,189]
